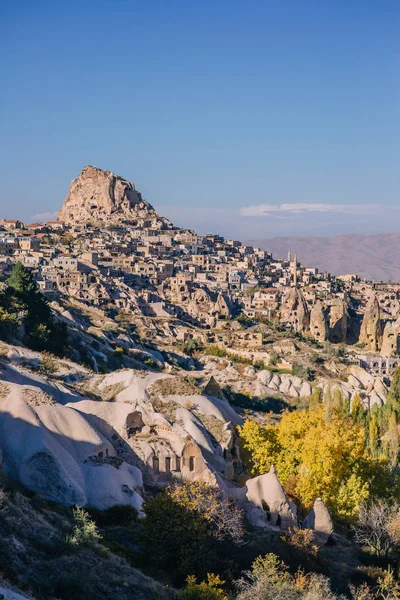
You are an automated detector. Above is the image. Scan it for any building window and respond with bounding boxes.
[165,457,171,472]
[175,457,181,471]
[152,456,159,473]
[189,456,195,472]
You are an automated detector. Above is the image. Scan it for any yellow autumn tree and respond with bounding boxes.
[238,405,396,520]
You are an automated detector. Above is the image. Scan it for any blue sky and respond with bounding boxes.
[1,1,399,240]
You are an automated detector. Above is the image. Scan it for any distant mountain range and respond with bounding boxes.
[246,232,400,283]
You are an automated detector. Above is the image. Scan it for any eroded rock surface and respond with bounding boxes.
[303,497,334,544]
[58,165,173,227]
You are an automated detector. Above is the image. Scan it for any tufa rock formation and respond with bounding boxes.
[243,465,297,530]
[58,165,173,227]
[303,497,334,545]
[328,299,348,343]
[381,317,400,358]
[280,288,310,332]
[359,295,383,351]
[309,300,328,341]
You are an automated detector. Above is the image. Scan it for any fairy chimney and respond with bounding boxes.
[310,300,328,341]
[359,295,383,351]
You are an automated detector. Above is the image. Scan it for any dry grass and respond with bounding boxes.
[22,387,55,407]
[197,414,227,443]
[100,381,127,402]
[0,344,9,358]
[149,376,199,398]
[0,382,10,399]
[152,400,178,422]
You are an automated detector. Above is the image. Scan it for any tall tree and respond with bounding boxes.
[3,263,68,355]
[369,413,379,455]
[388,412,399,467]
[7,262,51,324]
[386,367,400,418]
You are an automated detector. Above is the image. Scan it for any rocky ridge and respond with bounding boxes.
[58,165,173,228]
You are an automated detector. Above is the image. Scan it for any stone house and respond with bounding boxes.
[0,237,18,256]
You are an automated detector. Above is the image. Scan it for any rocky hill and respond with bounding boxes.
[247,232,400,282]
[58,165,174,228]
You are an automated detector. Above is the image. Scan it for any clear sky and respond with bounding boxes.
[1,0,399,240]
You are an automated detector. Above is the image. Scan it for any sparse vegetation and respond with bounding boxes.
[149,376,199,398]
[39,352,58,375]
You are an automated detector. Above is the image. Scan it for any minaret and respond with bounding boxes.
[293,253,297,287]
[287,250,291,263]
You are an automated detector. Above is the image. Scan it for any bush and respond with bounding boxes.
[39,352,58,375]
[0,306,18,340]
[268,350,278,367]
[205,345,227,358]
[143,356,158,369]
[180,338,204,356]
[65,507,102,547]
[177,574,227,600]
[236,553,340,600]
[292,361,313,381]
[139,482,243,585]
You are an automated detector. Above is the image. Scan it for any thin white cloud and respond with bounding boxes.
[30,211,58,222]
[240,203,380,218]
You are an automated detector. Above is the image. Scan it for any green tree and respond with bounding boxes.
[351,394,364,423]
[7,262,51,324]
[386,367,400,418]
[4,263,68,355]
[239,405,397,520]
[66,507,102,547]
[369,413,379,455]
[139,482,243,585]
[387,412,399,467]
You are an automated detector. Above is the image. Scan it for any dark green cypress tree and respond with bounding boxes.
[6,263,67,354]
[7,262,51,325]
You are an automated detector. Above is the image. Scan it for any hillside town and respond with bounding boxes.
[0,166,399,370]
[0,166,400,600]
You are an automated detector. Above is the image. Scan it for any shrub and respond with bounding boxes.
[139,482,243,585]
[65,507,102,547]
[143,356,158,369]
[268,350,278,367]
[0,306,18,340]
[236,553,341,600]
[180,338,204,356]
[177,574,227,600]
[292,362,313,381]
[39,352,58,375]
[205,345,227,358]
